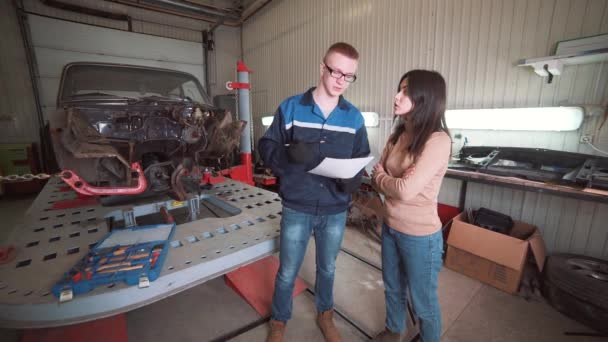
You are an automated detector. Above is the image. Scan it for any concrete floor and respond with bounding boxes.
[1,194,605,341]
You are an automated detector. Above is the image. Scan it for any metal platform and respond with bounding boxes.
[0,177,282,328]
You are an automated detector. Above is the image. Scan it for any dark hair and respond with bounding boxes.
[324,42,359,61]
[389,69,450,162]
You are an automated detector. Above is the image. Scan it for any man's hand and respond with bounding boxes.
[286,142,317,165]
[336,176,362,193]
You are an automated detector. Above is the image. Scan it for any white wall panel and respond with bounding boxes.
[33,47,205,111]
[243,0,608,256]
[28,14,205,120]
[130,20,204,42]
[3,0,212,144]
[29,15,203,65]
[0,1,39,144]
[438,178,463,207]
[23,0,209,42]
[208,25,242,97]
[23,0,128,30]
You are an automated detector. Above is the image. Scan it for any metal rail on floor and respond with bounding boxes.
[305,287,374,340]
[339,246,420,342]
[0,177,283,328]
[209,316,271,342]
[219,246,421,341]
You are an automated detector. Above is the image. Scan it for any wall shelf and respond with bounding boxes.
[518,34,608,82]
[518,48,608,75]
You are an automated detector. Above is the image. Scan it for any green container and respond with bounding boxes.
[0,143,33,175]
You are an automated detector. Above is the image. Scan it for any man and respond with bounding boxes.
[259,42,370,342]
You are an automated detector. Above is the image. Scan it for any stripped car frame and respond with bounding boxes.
[48,63,245,202]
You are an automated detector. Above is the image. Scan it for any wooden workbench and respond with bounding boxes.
[445,168,608,206]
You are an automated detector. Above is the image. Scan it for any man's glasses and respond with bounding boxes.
[324,64,357,83]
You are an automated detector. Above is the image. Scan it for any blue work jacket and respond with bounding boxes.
[258,88,370,215]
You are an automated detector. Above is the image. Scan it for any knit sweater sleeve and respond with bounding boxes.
[378,141,390,166]
[375,133,451,201]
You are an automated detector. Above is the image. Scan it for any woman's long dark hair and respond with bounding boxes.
[388,69,450,162]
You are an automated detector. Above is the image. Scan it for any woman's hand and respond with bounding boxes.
[404,165,416,179]
[372,163,386,179]
[371,163,386,193]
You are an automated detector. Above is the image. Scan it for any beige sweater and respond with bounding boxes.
[373,131,451,236]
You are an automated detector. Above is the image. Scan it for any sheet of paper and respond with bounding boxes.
[97,224,174,248]
[308,156,374,179]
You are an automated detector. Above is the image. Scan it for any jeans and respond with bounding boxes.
[271,206,347,322]
[381,224,443,342]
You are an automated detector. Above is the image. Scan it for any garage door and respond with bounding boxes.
[28,14,205,121]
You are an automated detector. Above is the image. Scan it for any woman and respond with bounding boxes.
[371,70,451,342]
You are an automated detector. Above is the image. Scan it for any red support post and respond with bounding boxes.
[239,153,254,185]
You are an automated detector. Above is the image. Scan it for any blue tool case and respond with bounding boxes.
[52,222,175,299]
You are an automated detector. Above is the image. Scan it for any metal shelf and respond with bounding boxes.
[518,35,608,82]
[518,48,608,68]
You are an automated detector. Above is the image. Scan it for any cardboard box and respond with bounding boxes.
[445,212,546,294]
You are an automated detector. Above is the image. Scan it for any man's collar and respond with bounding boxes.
[300,87,315,106]
[300,87,350,110]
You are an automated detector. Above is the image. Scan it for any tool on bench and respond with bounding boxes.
[95,252,150,264]
[98,264,145,274]
[52,218,175,302]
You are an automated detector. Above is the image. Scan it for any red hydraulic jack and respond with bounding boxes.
[202,153,254,186]
[208,154,254,186]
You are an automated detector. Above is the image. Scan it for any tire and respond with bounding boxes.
[543,279,608,334]
[543,254,608,311]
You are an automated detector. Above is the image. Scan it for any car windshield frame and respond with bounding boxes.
[58,63,211,106]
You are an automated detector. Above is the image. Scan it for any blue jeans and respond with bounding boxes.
[381,224,443,342]
[271,206,347,322]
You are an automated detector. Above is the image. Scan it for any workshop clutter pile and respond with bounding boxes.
[52,222,175,301]
[445,208,546,294]
[445,207,608,335]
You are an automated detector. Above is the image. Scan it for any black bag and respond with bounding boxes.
[473,207,514,235]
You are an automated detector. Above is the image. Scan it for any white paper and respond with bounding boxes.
[308,156,374,179]
[97,224,174,248]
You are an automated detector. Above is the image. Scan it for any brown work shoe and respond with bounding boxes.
[372,329,403,341]
[267,319,286,342]
[316,309,342,342]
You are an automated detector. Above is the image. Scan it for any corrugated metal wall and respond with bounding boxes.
[242,0,608,257]
[243,0,608,153]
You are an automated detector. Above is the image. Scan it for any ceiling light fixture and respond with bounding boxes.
[445,106,584,131]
